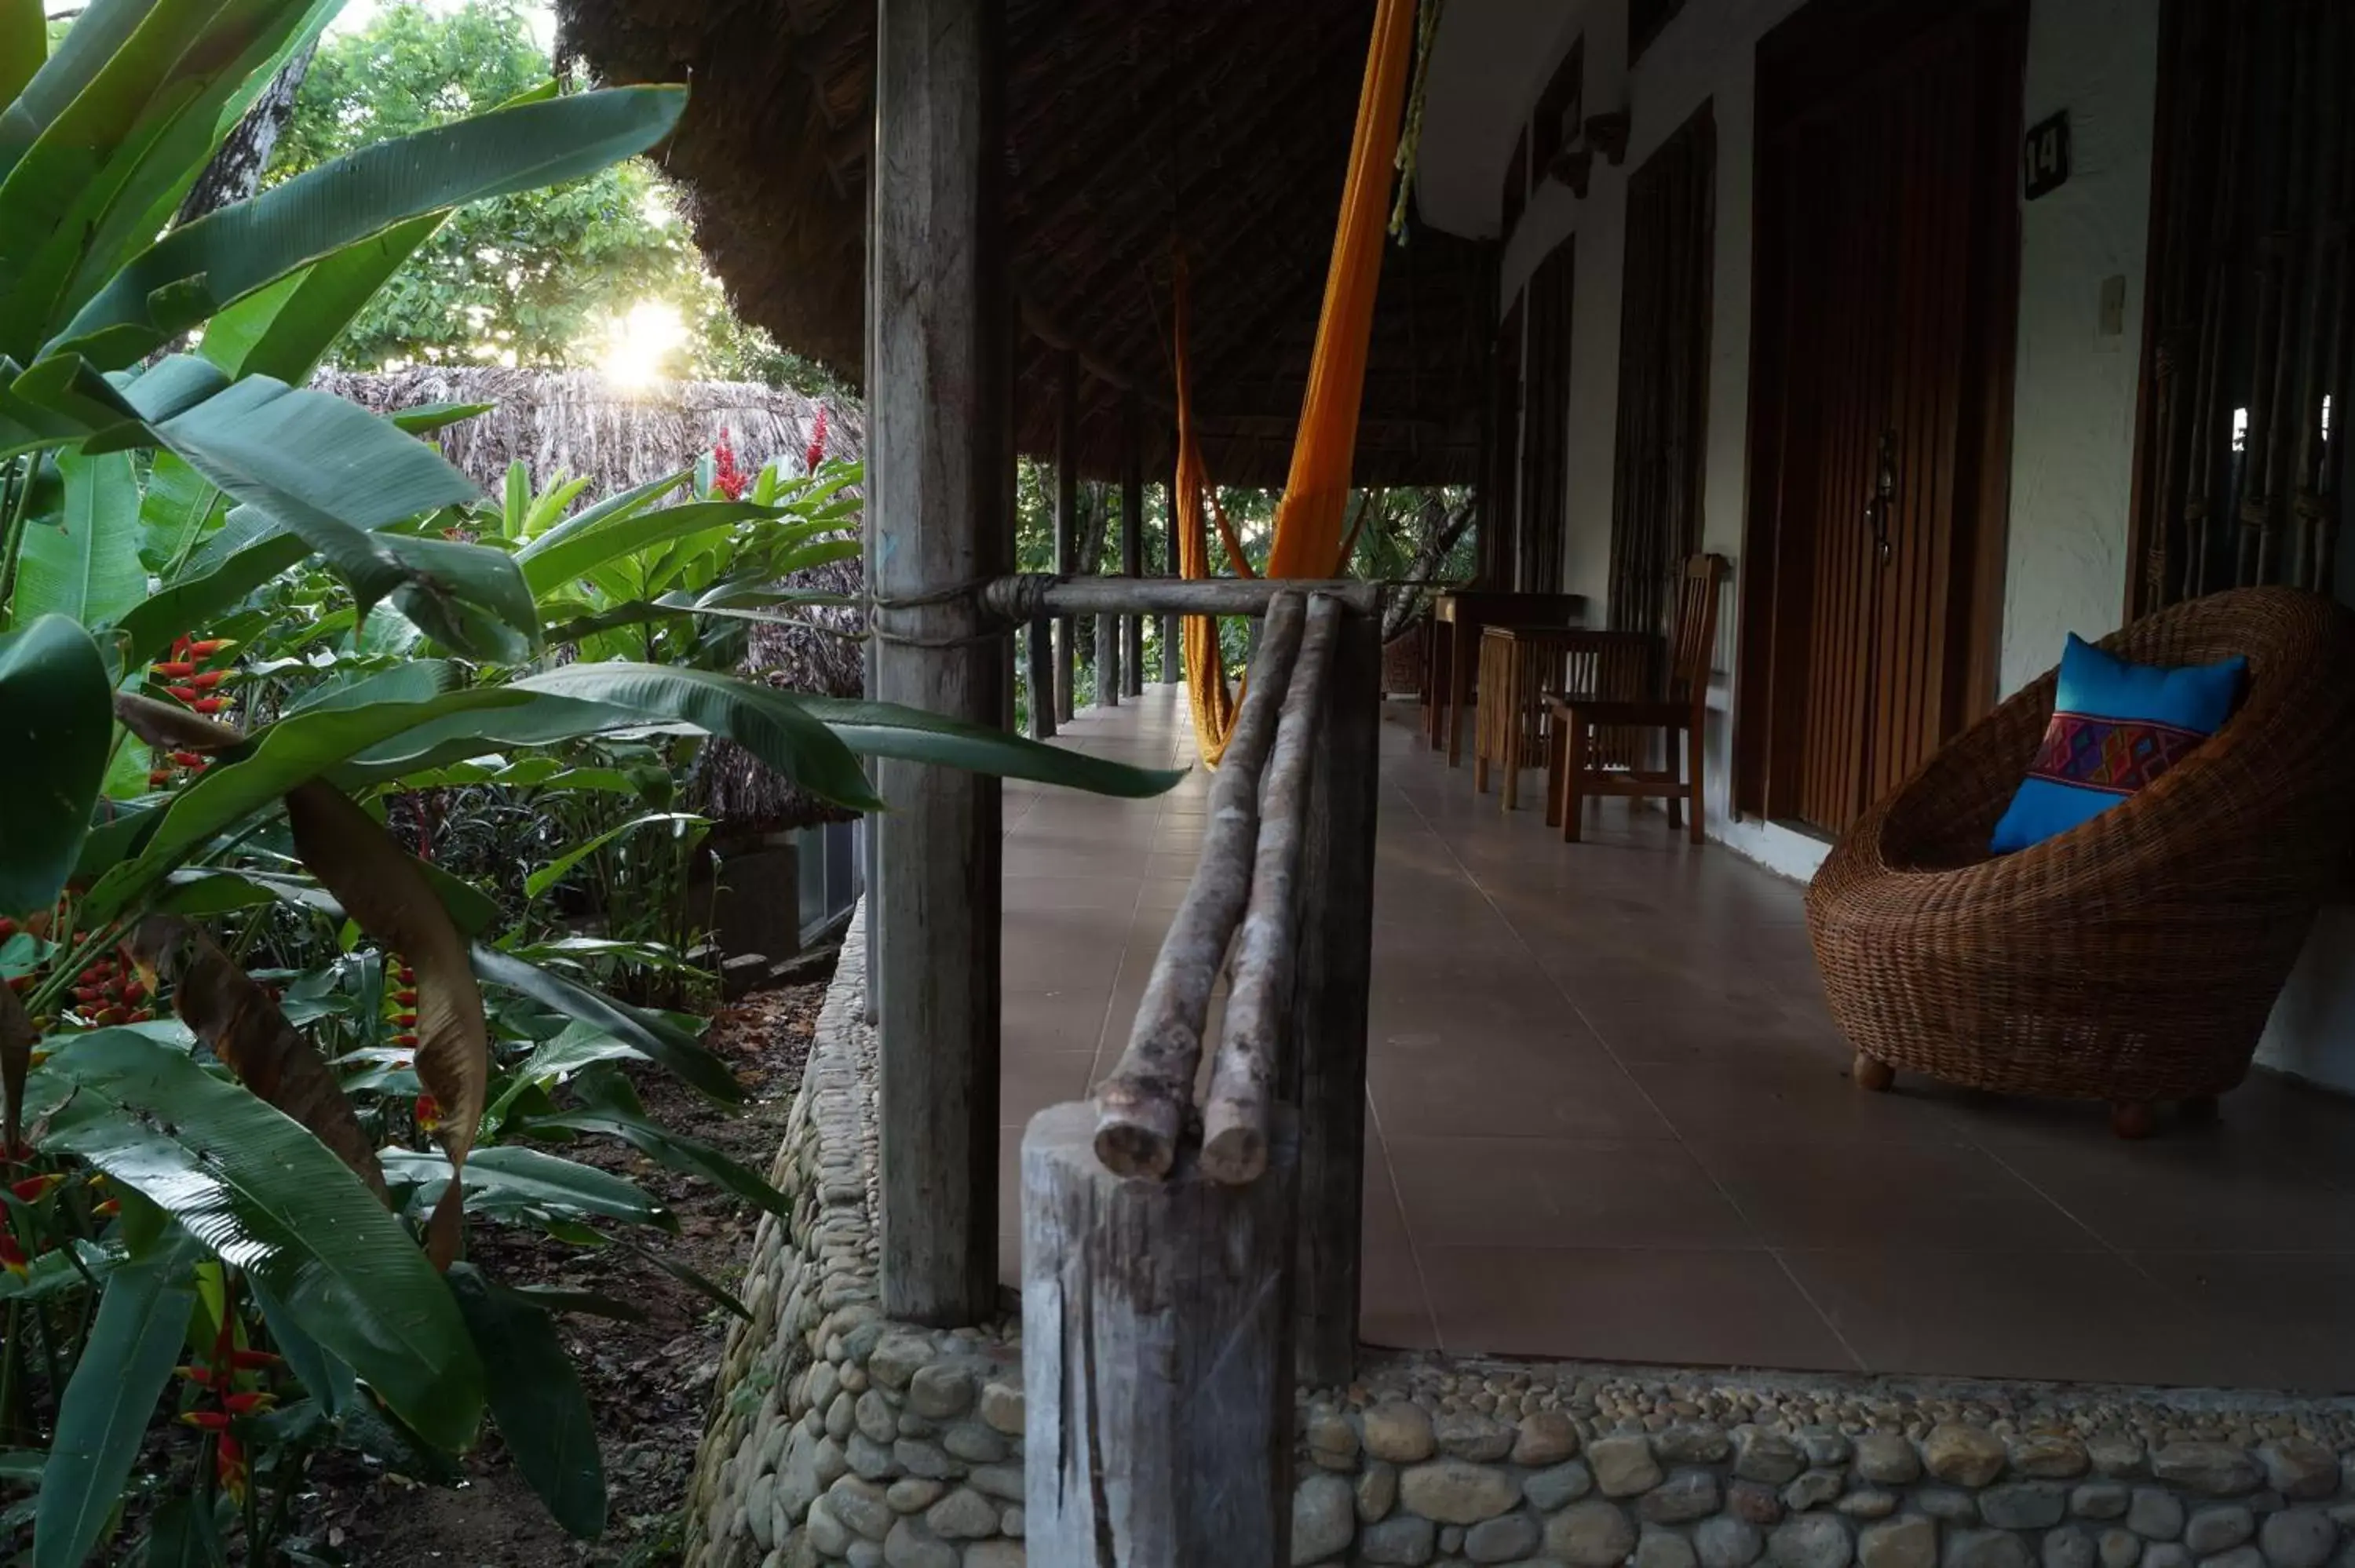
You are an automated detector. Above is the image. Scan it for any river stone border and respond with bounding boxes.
[685,909,2355,1568]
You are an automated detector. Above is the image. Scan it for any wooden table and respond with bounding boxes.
[1425,589,1586,766]
[1473,625,1655,815]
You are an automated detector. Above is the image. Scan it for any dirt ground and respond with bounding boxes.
[298,979,822,1567]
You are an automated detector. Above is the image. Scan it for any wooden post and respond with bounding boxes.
[1023,1100,1298,1566]
[1162,611,1181,684]
[1097,609,1120,707]
[867,0,1006,1325]
[1285,602,1381,1384]
[1123,390,1147,696]
[1027,618,1055,739]
[1053,347,1079,724]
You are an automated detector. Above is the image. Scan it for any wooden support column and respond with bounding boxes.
[1122,391,1146,696]
[1024,1101,1297,1563]
[867,0,1006,1325]
[1053,348,1079,724]
[1284,603,1382,1384]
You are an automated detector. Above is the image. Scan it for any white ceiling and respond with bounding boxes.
[1413,0,1587,239]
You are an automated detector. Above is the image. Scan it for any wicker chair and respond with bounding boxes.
[1806,587,2355,1138]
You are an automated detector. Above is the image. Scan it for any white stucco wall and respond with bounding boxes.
[1997,0,2163,698]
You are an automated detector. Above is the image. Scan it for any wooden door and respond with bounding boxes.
[1737,0,2023,835]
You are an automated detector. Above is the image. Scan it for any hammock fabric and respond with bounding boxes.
[1176,0,1420,765]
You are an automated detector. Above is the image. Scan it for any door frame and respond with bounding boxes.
[1732,0,2025,826]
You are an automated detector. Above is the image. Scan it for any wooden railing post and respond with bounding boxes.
[867,0,1007,1324]
[1023,1101,1298,1565]
[1287,600,1381,1385]
[1162,610,1181,683]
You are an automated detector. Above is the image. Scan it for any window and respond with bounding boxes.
[1630,0,1690,63]
[1531,38,1585,187]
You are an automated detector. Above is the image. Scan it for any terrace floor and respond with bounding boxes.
[996,684,2355,1394]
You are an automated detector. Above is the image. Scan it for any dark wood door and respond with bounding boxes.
[1738,0,2023,835]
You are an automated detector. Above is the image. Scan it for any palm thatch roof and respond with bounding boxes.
[318,366,867,835]
[553,0,1489,487]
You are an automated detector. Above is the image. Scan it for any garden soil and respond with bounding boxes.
[298,979,823,1567]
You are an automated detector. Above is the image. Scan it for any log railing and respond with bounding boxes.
[1006,576,1383,1568]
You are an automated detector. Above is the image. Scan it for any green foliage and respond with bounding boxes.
[270,0,839,390]
[0,2,1178,1559]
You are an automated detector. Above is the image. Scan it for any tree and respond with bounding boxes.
[269,0,834,390]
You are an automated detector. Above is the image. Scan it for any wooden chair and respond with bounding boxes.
[1546,554,1729,844]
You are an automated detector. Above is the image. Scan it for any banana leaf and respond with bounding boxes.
[448,1264,604,1540]
[0,615,111,913]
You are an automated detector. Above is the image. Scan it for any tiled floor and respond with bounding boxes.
[998,685,2355,1393]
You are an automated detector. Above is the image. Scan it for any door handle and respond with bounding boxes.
[1866,429,1897,567]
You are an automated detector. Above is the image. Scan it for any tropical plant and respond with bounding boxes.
[270,0,835,390]
[0,3,1179,1560]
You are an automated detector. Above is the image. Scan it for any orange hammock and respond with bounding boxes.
[1176,0,1419,766]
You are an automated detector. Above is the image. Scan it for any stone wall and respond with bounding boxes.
[685,912,1028,1568]
[690,911,2355,1568]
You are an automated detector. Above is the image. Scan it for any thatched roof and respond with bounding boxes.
[318,366,867,835]
[554,0,1489,488]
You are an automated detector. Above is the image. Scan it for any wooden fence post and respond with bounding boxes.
[1162,611,1181,683]
[1286,603,1381,1385]
[867,0,1006,1325]
[1023,1101,1297,1566]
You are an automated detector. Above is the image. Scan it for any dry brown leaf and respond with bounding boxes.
[130,913,389,1202]
[284,782,487,1271]
[114,691,243,752]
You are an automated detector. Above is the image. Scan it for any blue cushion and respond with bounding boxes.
[1988,634,2247,854]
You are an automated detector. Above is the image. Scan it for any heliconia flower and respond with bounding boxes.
[222,1391,275,1416]
[184,639,228,658]
[191,697,228,715]
[185,671,224,691]
[2,1233,35,1278]
[0,917,13,937]
[178,1409,232,1431]
[393,988,418,1006]
[217,1433,248,1504]
[414,1092,442,1132]
[391,1032,418,1048]
[169,751,206,768]
[9,1174,62,1202]
[148,770,173,789]
[166,685,198,702]
[91,1198,119,1218]
[177,1364,232,1390]
[228,1349,283,1371]
[151,661,195,679]
[73,986,104,1003]
[392,1012,417,1028]
[171,635,191,657]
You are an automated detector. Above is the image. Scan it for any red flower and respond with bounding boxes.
[223,1391,275,1416]
[805,406,829,473]
[228,1350,283,1371]
[191,697,228,715]
[185,639,228,658]
[148,771,173,788]
[0,1234,31,1278]
[91,1198,119,1218]
[217,1433,247,1504]
[185,671,225,691]
[151,661,195,679]
[711,430,748,501]
[166,685,198,702]
[392,1012,417,1028]
[8,1174,61,1203]
[393,988,418,1006]
[177,1409,232,1431]
[168,751,207,768]
[414,1092,442,1132]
